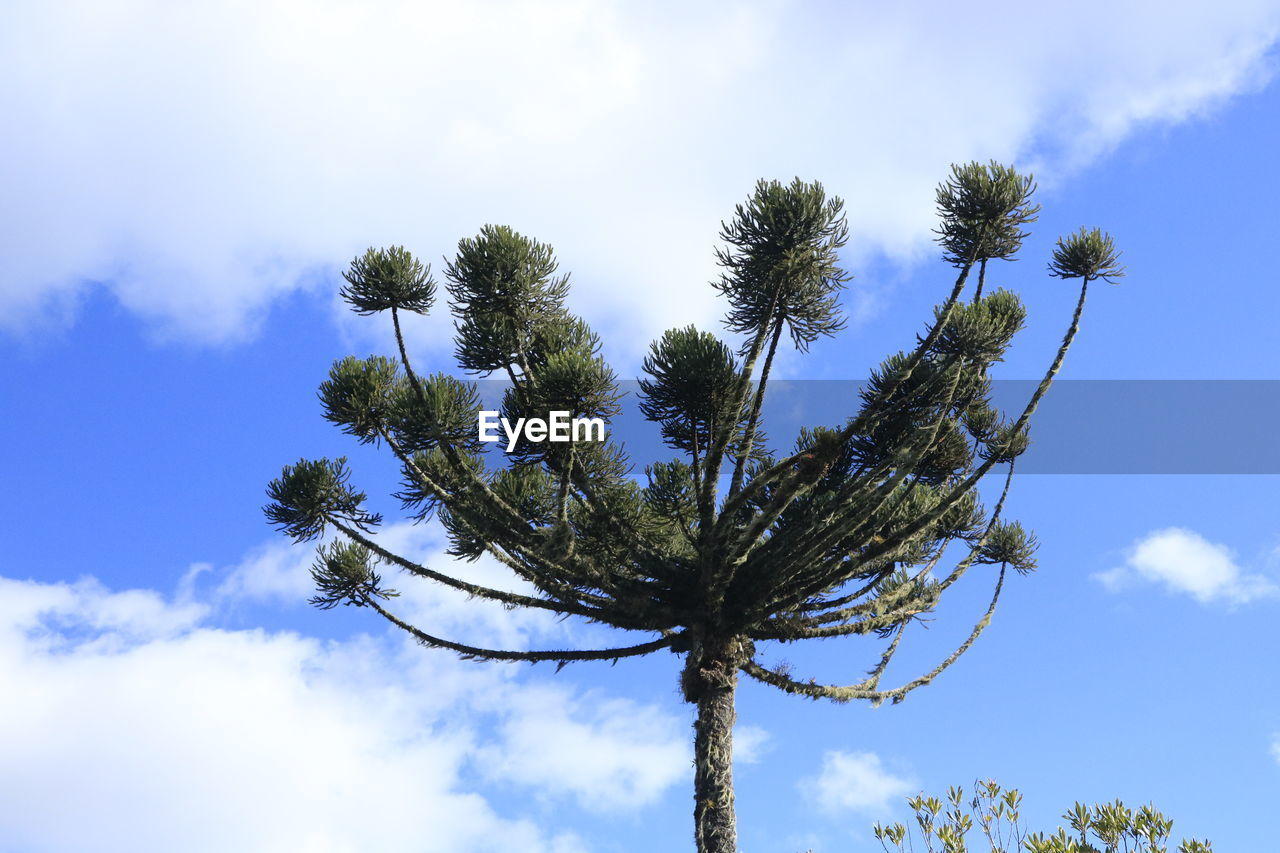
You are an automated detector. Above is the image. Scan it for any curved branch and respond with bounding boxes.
[728,319,784,499]
[716,338,962,563]
[788,533,954,620]
[751,605,933,641]
[741,360,967,615]
[381,423,669,614]
[765,278,1087,615]
[378,427,625,603]
[366,597,675,665]
[935,461,1015,592]
[387,308,538,539]
[713,342,965,544]
[868,562,1007,703]
[699,289,784,531]
[1007,277,1089,437]
[742,563,1007,705]
[755,457,1014,641]
[328,517,609,621]
[865,625,905,688]
[838,248,981,439]
[382,426,536,551]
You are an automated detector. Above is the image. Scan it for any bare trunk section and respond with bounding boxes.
[682,633,747,853]
[694,678,737,853]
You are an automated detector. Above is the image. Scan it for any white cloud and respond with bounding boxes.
[361,521,587,651]
[210,519,602,652]
[1095,527,1279,606]
[0,535,689,851]
[801,750,915,816]
[1,1,1277,357]
[0,574,208,644]
[211,538,317,605]
[475,685,689,813]
[1272,733,1280,765]
[735,724,771,765]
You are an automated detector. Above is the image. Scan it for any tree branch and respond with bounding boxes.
[742,563,1006,705]
[328,517,613,621]
[763,278,1086,615]
[366,596,675,666]
[728,319,784,499]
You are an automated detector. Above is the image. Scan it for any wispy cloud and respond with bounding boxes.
[2,1,1276,356]
[210,520,601,651]
[474,685,688,813]
[0,534,688,851]
[1095,527,1279,605]
[801,750,915,816]
[735,724,771,765]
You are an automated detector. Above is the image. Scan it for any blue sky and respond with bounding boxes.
[3,2,1280,851]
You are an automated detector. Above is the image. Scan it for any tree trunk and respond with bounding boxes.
[684,634,740,853]
[694,677,737,853]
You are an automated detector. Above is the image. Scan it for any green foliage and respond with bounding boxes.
[309,540,398,609]
[499,347,622,464]
[713,177,850,350]
[931,290,1027,364]
[976,520,1039,573]
[643,459,699,547]
[445,224,573,374]
[639,326,743,456]
[268,163,1124,853]
[871,781,1213,853]
[264,457,380,541]
[935,161,1040,266]
[341,245,436,315]
[1048,227,1126,283]
[318,355,400,444]
[386,372,484,453]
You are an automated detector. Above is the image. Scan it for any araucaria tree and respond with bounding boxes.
[265,163,1122,853]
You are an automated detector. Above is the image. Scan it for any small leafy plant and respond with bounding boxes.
[872,781,1213,853]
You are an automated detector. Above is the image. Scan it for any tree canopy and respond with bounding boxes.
[265,162,1122,853]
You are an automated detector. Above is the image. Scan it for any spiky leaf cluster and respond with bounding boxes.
[1049,227,1126,282]
[309,540,398,609]
[387,373,484,453]
[935,161,1040,266]
[639,327,743,456]
[445,225,572,375]
[318,356,483,454]
[318,355,399,444]
[930,290,1027,364]
[714,178,850,350]
[498,349,622,464]
[643,460,700,548]
[265,457,381,541]
[341,245,436,314]
[976,520,1039,573]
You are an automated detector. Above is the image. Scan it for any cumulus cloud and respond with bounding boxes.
[734,724,771,765]
[474,685,689,813]
[209,538,316,605]
[211,520,605,652]
[1,1,1277,355]
[801,750,915,816]
[1095,527,1279,605]
[0,533,689,852]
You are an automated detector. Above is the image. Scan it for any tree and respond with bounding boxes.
[264,162,1123,853]
[868,780,1213,853]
